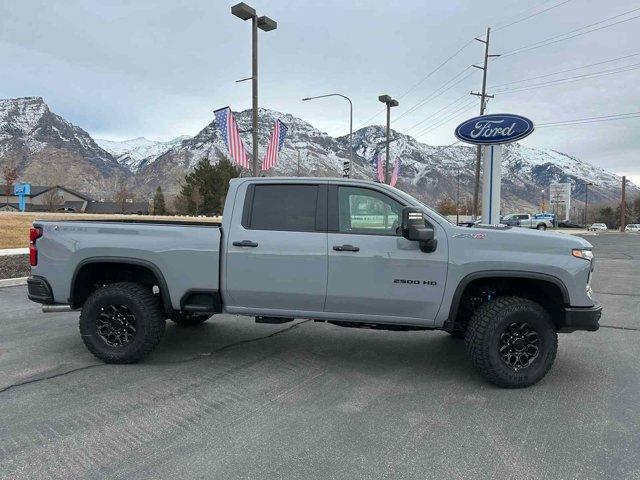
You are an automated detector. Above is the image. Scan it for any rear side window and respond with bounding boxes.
[248,184,319,232]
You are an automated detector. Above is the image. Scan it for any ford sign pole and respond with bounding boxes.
[455,114,535,225]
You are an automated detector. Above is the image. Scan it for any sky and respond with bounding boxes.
[1,0,639,185]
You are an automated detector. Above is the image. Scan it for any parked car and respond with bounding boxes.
[27,177,601,388]
[501,213,552,230]
[589,223,608,232]
[624,224,640,232]
[558,221,582,229]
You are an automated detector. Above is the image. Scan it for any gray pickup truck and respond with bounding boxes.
[27,177,601,388]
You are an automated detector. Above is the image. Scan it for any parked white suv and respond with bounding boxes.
[625,224,640,232]
[589,223,608,232]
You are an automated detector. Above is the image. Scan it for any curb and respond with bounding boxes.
[0,277,28,288]
[0,248,29,257]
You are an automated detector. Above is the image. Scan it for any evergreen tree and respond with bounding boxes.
[177,157,241,215]
[153,186,167,215]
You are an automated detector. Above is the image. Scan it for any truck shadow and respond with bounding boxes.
[152,318,484,384]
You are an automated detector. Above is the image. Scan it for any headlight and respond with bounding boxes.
[572,248,594,261]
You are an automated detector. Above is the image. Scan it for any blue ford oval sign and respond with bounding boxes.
[455,113,534,145]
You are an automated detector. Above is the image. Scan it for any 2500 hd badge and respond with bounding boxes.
[394,279,438,286]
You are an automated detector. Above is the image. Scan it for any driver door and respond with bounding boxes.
[324,184,448,323]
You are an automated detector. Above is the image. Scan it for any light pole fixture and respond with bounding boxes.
[540,189,545,212]
[231,2,277,176]
[378,94,399,183]
[302,94,353,177]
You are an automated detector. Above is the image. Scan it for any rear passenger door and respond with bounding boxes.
[224,183,328,314]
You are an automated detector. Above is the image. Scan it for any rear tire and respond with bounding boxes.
[79,282,165,364]
[170,312,212,326]
[465,296,557,388]
[536,223,547,231]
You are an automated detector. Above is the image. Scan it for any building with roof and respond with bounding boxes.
[0,185,149,214]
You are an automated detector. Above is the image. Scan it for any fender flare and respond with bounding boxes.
[69,256,173,313]
[447,270,570,323]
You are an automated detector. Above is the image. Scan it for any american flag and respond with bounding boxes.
[214,107,250,169]
[375,152,384,183]
[262,119,288,171]
[390,158,401,187]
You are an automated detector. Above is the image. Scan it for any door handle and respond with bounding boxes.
[233,240,259,247]
[333,244,359,252]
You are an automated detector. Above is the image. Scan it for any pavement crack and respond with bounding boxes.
[594,291,640,297]
[164,319,312,365]
[0,320,312,392]
[0,363,103,395]
[600,324,640,331]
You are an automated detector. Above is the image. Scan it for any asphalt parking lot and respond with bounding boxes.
[1,233,639,479]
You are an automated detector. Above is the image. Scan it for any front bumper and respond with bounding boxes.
[559,303,602,333]
[27,275,54,305]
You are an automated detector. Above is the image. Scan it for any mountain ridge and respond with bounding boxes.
[0,97,636,209]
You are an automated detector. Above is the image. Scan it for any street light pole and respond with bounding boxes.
[378,95,399,184]
[232,3,277,176]
[251,14,258,176]
[302,93,353,177]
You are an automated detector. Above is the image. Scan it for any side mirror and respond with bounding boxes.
[401,207,437,252]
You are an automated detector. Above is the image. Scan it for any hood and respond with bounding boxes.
[450,224,592,252]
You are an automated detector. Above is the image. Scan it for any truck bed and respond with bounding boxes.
[32,220,221,310]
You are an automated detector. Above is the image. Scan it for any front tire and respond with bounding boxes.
[536,223,547,231]
[79,282,166,364]
[465,296,557,388]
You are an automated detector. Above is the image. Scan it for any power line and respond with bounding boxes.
[398,38,476,100]
[412,99,477,136]
[495,63,640,94]
[392,67,474,123]
[412,100,478,139]
[403,93,470,133]
[537,111,640,127]
[490,52,640,88]
[501,7,640,58]
[493,0,572,32]
[354,38,476,130]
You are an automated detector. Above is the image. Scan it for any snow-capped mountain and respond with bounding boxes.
[0,97,126,195]
[96,135,190,173]
[134,108,637,209]
[0,97,636,210]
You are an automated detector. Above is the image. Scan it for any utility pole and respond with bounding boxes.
[470,27,499,219]
[297,148,301,176]
[620,175,627,231]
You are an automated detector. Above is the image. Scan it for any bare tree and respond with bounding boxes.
[2,163,18,206]
[41,187,64,212]
[112,176,133,213]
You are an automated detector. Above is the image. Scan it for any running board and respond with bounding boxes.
[255,316,293,324]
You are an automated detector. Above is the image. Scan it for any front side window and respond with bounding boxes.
[338,186,403,235]
[249,184,318,231]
